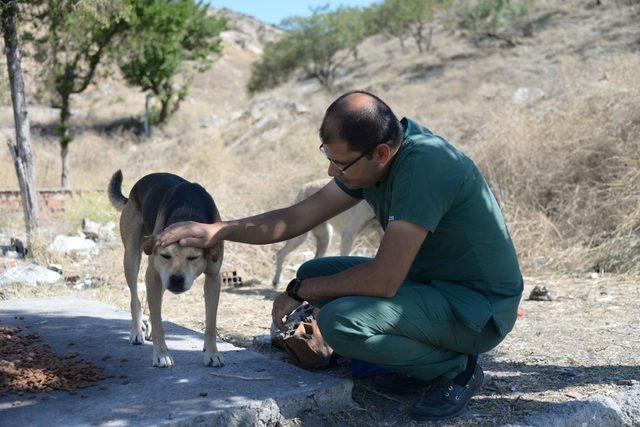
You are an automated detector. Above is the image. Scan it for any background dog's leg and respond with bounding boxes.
[121,210,146,345]
[312,222,332,258]
[203,271,225,367]
[145,266,173,368]
[339,228,357,256]
[272,232,308,287]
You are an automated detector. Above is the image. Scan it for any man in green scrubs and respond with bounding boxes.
[156,91,523,420]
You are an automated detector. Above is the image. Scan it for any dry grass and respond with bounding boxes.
[469,54,640,272]
[2,0,637,277]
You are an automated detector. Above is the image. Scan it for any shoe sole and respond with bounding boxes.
[410,369,485,421]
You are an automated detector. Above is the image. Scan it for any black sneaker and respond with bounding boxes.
[410,363,484,420]
[373,373,431,395]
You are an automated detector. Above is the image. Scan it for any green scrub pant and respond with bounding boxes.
[298,256,504,381]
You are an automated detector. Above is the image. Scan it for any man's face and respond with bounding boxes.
[320,140,382,189]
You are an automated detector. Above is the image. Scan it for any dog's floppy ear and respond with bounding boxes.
[206,243,221,262]
[142,235,156,255]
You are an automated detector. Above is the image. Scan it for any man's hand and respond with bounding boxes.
[156,221,223,248]
[272,292,303,331]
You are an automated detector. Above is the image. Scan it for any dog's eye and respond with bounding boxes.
[187,255,199,261]
[160,254,171,260]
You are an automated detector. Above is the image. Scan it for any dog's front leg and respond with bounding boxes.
[203,271,224,367]
[146,266,173,368]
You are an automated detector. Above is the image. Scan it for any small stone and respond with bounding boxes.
[616,379,633,386]
[199,392,208,397]
[528,285,554,301]
[47,264,63,274]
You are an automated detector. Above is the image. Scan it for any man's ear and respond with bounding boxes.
[375,144,392,165]
[142,235,156,255]
[206,243,221,262]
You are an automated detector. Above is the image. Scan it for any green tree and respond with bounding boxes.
[330,6,369,60]
[279,8,340,89]
[248,5,384,93]
[247,35,301,93]
[458,0,532,43]
[119,0,226,126]
[375,0,410,50]
[377,0,452,53]
[29,0,130,188]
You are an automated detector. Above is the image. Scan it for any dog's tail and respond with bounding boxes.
[108,170,128,211]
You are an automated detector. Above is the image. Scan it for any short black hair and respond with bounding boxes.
[319,90,403,154]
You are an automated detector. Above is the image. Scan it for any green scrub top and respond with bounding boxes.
[335,117,523,336]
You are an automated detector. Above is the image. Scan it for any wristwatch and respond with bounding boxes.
[286,277,305,302]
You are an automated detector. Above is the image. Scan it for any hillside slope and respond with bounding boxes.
[0,0,638,274]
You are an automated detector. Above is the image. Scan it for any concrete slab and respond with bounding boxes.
[0,297,353,426]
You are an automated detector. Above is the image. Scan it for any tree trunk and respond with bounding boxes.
[158,96,170,124]
[60,144,69,188]
[413,25,424,53]
[143,93,152,137]
[2,0,39,245]
[425,27,434,53]
[58,95,71,188]
[157,82,174,124]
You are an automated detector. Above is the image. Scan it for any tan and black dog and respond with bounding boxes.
[108,170,224,368]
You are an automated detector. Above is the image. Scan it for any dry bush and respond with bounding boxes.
[469,54,640,272]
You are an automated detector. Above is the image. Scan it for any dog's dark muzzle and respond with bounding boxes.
[168,274,186,293]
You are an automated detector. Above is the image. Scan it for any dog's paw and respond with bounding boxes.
[129,329,146,345]
[202,348,225,367]
[142,319,152,341]
[153,351,174,368]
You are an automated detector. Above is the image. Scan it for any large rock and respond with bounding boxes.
[82,219,116,242]
[510,86,546,106]
[0,264,62,287]
[48,235,98,257]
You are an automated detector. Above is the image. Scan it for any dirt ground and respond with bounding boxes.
[1,221,638,425]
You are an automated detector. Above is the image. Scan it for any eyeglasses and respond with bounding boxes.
[319,143,378,175]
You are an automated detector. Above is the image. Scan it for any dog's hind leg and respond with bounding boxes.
[121,204,147,345]
[203,267,225,367]
[339,228,357,256]
[312,222,332,258]
[272,232,308,287]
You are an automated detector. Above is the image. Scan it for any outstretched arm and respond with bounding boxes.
[156,180,360,248]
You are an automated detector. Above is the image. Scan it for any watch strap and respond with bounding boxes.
[286,278,304,302]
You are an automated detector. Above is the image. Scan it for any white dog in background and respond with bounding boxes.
[272,179,382,287]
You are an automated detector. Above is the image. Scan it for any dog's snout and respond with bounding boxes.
[168,274,185,293]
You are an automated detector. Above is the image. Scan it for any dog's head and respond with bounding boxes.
[142,237,219,294]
